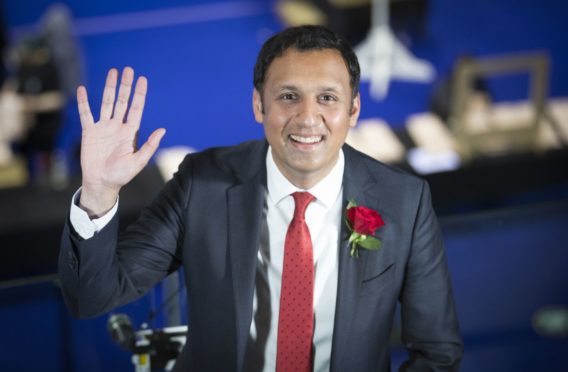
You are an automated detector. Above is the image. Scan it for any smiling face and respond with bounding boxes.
[253,48,360,189]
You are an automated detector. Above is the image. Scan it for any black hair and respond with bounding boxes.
[253,25,360,99]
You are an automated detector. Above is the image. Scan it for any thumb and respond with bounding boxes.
[135,128,166,168]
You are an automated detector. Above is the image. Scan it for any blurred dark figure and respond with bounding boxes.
[11,4,82,187]
[41,4,83,100]
[14,36,63,181]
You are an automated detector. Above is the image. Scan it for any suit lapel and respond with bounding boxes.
[330,145,384,371]
[227,141,268,371]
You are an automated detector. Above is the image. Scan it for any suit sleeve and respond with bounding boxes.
[399,180,463,371]
[58,156,193,318]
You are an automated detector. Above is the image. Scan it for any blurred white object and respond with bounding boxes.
[346,118,405,163]
[0,88,26,165]
[406,147,461,175]
[406,112,459,153]
[462,92,492,134]
[548,97,568,143]
[155,146,195,181]
[533,306,568,338]
[405,113,461,174]
[355,0,435,99]
[406,97,568,168]
[491,100,562,150]
[462,98,564,151]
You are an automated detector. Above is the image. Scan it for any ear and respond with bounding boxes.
[349,93,361,128]
[252,89,264,123]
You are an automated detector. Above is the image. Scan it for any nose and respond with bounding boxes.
[295,99,321,127]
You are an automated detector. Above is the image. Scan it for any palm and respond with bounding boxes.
[81,119,142,188]
[77,67,165,193]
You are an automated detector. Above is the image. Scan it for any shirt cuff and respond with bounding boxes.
[69,188,119,239]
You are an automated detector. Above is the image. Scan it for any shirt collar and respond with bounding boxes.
[266,146,344,208]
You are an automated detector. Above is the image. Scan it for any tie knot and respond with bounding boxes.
[292,192,315,220]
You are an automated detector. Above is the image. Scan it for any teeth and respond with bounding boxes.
[290,135,322,144]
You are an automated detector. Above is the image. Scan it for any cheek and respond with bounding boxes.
[262,119,286,143]
[265,113,290,133]
[324,107,351,126]
[327,117,351,139]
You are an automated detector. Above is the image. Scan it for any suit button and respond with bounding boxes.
[69,253,78,270]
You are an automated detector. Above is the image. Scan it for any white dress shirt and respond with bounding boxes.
[69,148,345,371]
[246,148,344,372]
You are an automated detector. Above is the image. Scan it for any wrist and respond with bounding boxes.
[79,184,119,218]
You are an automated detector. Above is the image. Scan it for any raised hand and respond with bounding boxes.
[78,67,166,217]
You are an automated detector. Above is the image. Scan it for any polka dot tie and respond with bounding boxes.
[276,192,315,372]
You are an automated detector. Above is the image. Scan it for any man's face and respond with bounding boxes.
[253,48,360,188]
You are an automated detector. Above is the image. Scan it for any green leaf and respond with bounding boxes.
[344,215,352,230]
[350,242,359,258]
[348,232,360,243]
[357,236,382,250]
[346,200,358,209]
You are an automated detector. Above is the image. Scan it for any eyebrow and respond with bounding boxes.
[320,86,340,93]
[275,84,342,92]
[276,84,299,92]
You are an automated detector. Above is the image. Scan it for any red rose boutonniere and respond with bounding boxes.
[345,200,385,258]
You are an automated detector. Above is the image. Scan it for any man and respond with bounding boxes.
[59,25,462,371]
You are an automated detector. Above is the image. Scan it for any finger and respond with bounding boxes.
[77,85,94,128]
[126,76,147,129]
[113,66,135,122]
[100,68,118,121]
[134,128,166,169]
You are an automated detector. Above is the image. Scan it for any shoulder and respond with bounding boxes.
[177,139,267,181]
[343,144,426,193]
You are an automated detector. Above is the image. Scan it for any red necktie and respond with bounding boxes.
[276,192,315,372]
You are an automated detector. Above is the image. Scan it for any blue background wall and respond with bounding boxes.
[1,0,567,371]
[4,0,568,153]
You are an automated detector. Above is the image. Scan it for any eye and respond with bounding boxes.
[320,94,337,102]
[280,93,297,101]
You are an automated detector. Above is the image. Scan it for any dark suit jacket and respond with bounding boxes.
[59,140,462,371]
